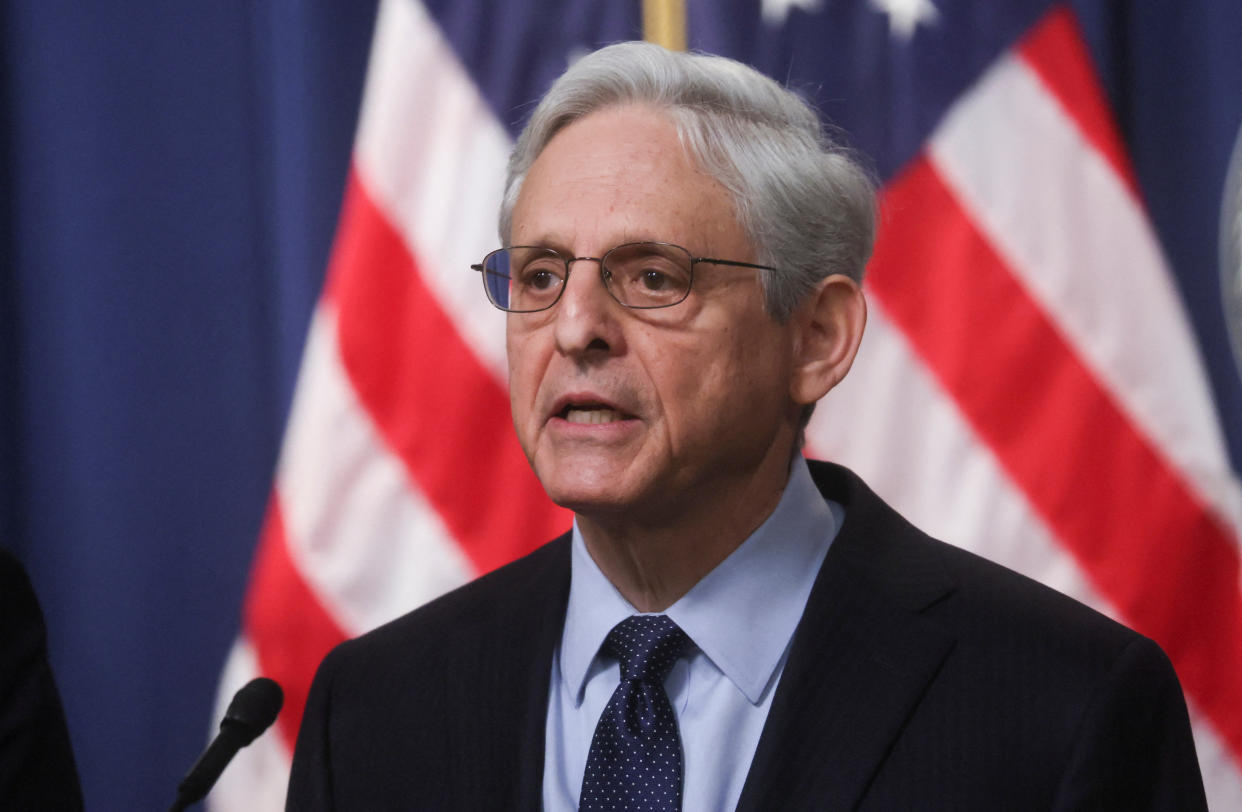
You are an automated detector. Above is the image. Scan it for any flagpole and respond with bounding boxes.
[642,0,686,51]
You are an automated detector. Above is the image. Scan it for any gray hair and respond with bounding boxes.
[499,40,877,321]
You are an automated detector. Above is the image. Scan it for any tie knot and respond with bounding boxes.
[603,615,691,683]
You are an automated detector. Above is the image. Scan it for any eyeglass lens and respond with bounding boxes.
[481,243,694,312]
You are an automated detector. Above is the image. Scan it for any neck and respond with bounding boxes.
[577,454,795,612]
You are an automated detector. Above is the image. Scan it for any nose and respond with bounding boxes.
[554,258,623,358]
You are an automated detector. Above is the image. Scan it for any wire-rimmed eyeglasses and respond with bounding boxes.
[470,242,779,313]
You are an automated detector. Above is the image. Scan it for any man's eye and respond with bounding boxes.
[528,270,557,289]
[519,266,562,291]
[640,269,672,291]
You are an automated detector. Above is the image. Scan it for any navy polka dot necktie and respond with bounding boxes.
[579,614,692,811]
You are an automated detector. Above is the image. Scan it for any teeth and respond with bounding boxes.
[565,408,624,425]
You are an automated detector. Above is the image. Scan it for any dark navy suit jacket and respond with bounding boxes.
[287,462,1206,810]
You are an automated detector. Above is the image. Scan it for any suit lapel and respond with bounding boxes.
[737,463,957,811]
[444,534,571,810]
[510,534,572,811]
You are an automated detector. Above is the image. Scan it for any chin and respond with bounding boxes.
[532,447,628,498]
[535,467,644,518]
[540,481,622,514]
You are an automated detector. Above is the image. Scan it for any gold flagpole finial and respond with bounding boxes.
[642,0,687,51]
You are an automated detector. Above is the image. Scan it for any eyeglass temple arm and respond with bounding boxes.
[692,257,779,272]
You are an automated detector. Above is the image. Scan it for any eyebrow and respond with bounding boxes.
[511,234,667,253]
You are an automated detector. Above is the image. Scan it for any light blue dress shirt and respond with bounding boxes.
[542,457,844,810]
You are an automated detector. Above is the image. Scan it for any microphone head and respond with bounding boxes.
[222,677,283,746]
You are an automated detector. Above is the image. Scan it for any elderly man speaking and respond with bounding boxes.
[286,42,1205,810]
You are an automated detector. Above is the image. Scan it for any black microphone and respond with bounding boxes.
[169,677,284,812]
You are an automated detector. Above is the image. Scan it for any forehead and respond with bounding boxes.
[510,105,749,258]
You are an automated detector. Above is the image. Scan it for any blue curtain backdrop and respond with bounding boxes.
[2,1,378,808]
[4,1,1242,810]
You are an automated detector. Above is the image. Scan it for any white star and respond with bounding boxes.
[761,0,823,26]
[869,0,939,41]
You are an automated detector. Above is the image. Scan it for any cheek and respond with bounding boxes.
[649,332,743,422]
[667,324,788,419]
[506,332,545,423]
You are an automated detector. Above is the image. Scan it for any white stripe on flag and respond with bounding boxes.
[928,52,1242,538]
[205,638,292,811]
[810,302,1108,612]
[354,0,513,387]
[1189,701,1242,812]
[277,304,474,636]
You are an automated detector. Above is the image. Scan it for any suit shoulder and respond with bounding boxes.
[885,506,1148,675]
[927,531,1139,652]
[810,460,1153,668]
[800,461,1204,809]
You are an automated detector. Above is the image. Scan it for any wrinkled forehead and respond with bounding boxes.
[510,105,752,261]
[503,100,744,243]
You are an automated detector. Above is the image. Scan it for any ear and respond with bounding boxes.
[789,274,867,406]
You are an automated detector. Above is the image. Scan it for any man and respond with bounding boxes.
[287,42,1205,810]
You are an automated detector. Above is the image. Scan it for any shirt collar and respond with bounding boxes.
[560,456,841,706]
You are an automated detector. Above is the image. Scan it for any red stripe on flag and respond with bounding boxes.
[326,170,571,575]
[243,495,349,750]
[1018,5,1141,199]
[868,154,1242,761]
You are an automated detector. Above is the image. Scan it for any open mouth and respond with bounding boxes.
[556,401,632,425]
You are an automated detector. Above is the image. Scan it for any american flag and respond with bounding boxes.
[209,1,1242,807]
